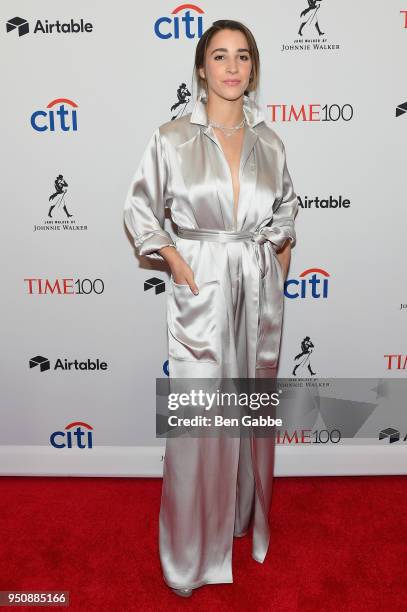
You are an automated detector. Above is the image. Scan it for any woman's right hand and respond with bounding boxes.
[158,246,199,295]
[171,259,199,295]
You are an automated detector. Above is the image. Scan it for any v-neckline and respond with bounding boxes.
[209,125,246,229]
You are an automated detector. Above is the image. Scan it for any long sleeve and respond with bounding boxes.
[123,127,176,260]
[266,141,299,252]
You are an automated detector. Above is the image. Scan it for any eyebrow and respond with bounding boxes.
[209,48,250,54]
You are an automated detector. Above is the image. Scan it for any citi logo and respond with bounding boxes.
[31,98,78,132]
[154,4,204,39]
[29,355,108,372]
[378,427,407,443]
[6,17,93,37]
[50,422,93,449]
[266,103,353,123]
[285,268,330,299]
[384,355,407,370]
[24,277,104,295]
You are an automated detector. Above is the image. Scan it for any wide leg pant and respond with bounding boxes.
[159,242,278,590]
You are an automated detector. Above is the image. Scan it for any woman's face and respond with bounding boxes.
[199,28,253,102]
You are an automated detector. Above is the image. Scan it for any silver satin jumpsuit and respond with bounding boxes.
[124,89,299,590]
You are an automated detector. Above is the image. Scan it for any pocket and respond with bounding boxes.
[167,279,221,363]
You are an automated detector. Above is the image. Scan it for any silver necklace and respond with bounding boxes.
[208,117,246,138]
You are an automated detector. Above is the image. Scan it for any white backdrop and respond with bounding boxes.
[1,1,406,476]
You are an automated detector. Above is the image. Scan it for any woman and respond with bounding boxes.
[124,20,299,597]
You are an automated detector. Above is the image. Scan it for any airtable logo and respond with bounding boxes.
[31,98,78,132]
[378,427,407,443]
[154,4,204,39]
[6,16,93,37]
[285,268,330,299]
[29,355,108,372]
[298,195,351,209]
[6,17,29,36]
[50,422,93,449]
[396,102,407,118]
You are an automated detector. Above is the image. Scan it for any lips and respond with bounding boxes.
[223,80,241,85]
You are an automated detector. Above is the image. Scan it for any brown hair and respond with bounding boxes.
[193,19,260,99]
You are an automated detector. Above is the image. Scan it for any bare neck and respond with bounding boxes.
[206,93,245,127]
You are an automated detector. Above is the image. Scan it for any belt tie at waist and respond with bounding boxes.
[175,226,277,277]
[174,226,284,376]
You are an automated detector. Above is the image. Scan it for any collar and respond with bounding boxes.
[190,89,265,129]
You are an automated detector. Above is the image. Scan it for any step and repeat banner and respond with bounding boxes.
[1,1,406,476]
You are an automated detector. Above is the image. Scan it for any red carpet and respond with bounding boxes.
[1,475,406,611]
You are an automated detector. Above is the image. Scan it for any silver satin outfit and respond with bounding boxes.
[123,90,299,590]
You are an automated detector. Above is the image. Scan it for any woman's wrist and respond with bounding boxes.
[158,245,182,265]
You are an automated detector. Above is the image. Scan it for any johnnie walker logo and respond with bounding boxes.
[281,0,341,53]
[292,336,317,377]
[170,83,191,121]
[33,173,88,233]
